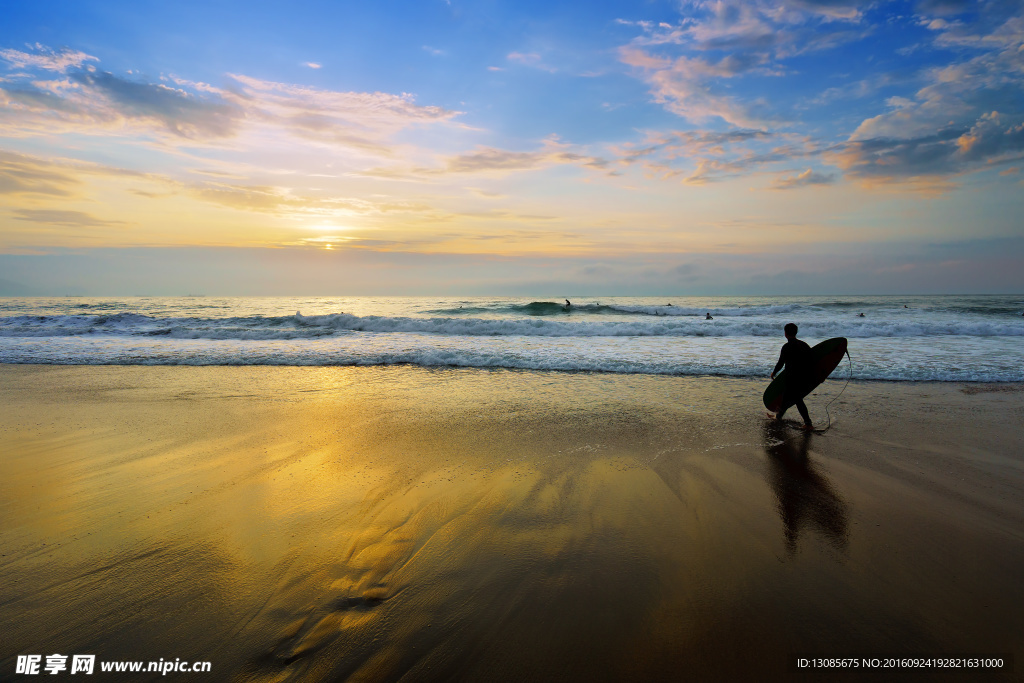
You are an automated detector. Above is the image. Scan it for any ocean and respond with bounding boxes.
[1,295,1022,381]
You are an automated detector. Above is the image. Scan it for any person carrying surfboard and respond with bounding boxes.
[770,323,814,430]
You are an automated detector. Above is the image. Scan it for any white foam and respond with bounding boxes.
[1,334,1021,382]
[5,312,1020,340]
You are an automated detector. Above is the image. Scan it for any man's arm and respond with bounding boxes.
[771,347,786,379]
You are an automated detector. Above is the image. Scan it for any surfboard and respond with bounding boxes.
[763,337,848,413]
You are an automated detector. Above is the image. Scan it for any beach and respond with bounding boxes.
[1,365,1021,681]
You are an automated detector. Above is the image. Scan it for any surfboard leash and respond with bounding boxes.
[819,349,852,433]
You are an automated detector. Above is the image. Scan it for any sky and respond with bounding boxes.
[0,0,1022,295]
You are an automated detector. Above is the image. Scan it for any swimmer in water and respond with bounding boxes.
[705,312,713,320]
[857,313,865,317]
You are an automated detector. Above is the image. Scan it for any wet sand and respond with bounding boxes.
[1,365,1022,681]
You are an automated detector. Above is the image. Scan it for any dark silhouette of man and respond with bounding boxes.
[770,322,813,430]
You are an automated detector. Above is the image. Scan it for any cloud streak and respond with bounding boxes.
[611,128,821,185]
[832,112,1024,183]
[0,45,463,155]
[0,44,98,71]
[619,46,768,127]
[770,168,836,189]
[357,138,609,180]
[12,209,127,228]
[0,150,82,196]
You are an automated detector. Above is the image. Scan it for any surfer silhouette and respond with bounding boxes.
[705,312,713,320]
[770,323,813,430]
[564,299,571,310]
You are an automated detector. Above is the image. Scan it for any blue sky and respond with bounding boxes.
[1,0,1022,294]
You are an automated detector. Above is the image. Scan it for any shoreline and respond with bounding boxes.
[2,365,1022,681]
[4,360,1024,384]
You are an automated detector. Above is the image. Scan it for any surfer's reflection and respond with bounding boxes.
[762,421,848,555]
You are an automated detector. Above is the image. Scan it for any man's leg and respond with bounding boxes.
[795,398,812,428]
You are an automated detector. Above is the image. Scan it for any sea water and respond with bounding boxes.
[1,295,1021,382]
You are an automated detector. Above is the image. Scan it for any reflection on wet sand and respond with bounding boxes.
[762,421,848,556]
[3,367,1023,681]
[239,455,690,682]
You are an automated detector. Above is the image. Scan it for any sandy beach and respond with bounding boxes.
[1,365,1021,681]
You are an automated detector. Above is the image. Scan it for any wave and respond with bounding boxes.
[1,341,1019,382]
[1,311,1023,340]
[427,301,805,317]
[604,303,802,317]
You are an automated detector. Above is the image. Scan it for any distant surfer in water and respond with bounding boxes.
[770,323,813,431]
[564,299,571,310]
[705,312,713,320]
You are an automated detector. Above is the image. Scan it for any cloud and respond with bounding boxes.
[70,70,242,138]
[782,0,863,20]
[0,150,82,196]
[0,44,97,72]
[827,4,1024,184]
[831,112,1024,183]
[0,44,463,154]
[12,209,126,227]
[849,9,1024,143]
[507,52,556,73]
[190,183,295,212]
[807,73,898,106]
[0,61,243,141]
[443,144,608,174]
[0,148,160,192]
[358,138,609,180]
[468,187,506,198]
[611,128,818,184]
[302,62,322,69]
[187,179,437,219]
[770,168,836,189]
[224,74,462,153]
[619,46,769,127]
[617,0,882,127]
